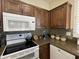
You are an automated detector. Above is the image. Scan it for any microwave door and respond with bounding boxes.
[24,16,35,31]
[7,20,31,31]
[30,20,35,30]
[3,16,22,31]
[23,21,30,31]
[3,16,8,31]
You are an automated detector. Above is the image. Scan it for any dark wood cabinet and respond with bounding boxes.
[21,3,34,16]
[41,10,50,28]
[2,0,35,16]
[0,0,1,12]
[0,0,2,31]
[35,7,49,28]
[0,12,2,31]
[2,0,22,14]
[75,56,79,59]
[39,44,50,59]
[50,2,72,29]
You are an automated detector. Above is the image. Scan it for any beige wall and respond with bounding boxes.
[20,0,50,10]
[20,0,74,29]
[49,0,73,9]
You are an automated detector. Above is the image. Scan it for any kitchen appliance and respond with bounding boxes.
[1,33,39,59]
[3,12,35,31]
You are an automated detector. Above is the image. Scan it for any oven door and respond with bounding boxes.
[1,46,39,59]
[18,50,39,59]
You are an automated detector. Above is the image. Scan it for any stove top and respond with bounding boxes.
[3,41,37,55]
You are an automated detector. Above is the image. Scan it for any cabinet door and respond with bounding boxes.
[39,44,50,59]
[0,0,2,31]
[50,45,60,59]
[2,0,22,14]
[41,10,49,28]
[51,5,66,29]
[50,45,75,59]
[0,0,1,20]
[50,2,71,29]
[35,8,49,28]
[35,8,43,28]
[0,0,1,12]
[0,12,2,31]
[21,4,34,16]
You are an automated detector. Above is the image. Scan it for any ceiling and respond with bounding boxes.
[20,0,74,10]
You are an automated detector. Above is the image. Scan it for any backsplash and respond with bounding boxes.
[50,28,67,36]
[0,28,73,40]
[0,28,69,36]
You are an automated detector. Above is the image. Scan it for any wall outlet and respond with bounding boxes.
[66,32,71,36]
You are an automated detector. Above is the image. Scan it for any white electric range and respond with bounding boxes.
[1,33,39,59]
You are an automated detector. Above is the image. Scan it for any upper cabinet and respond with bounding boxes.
[2,0,22,14]
[43,10,50,28]
[0,0,2,31]
[35,7,49,28]
[50,2,72,29]
[0,0,72,31]
[21,3,34,16]
[2,0,35,16]
[0,0,1,12]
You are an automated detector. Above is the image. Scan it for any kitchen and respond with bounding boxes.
[0,0,79,59]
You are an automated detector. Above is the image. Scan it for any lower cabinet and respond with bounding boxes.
[50,45,75,59]
[39,43,50,59]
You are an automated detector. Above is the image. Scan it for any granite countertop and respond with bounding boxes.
[34,38,79,56]
[0,46,6,56]
[34,39,50,46]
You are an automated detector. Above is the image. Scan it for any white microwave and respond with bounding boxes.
[3,12,35,31]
